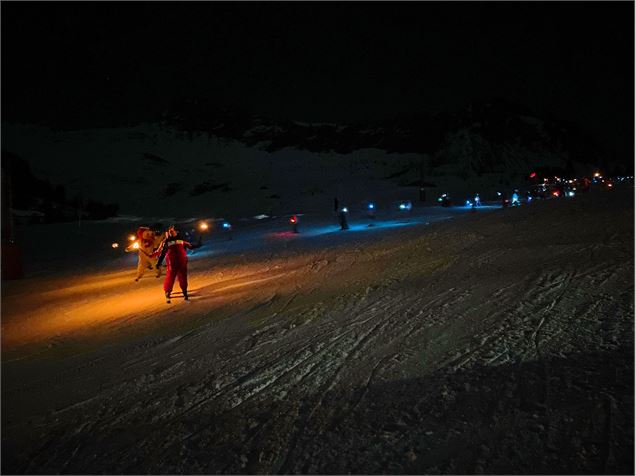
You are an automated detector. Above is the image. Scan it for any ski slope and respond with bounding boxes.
[1,187,633,474]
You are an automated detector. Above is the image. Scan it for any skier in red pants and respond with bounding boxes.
[153,225,200,303]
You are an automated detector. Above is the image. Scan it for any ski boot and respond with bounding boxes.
[165,292,171,304]
[183,290,189,302]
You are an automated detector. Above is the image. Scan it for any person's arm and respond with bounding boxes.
[152,238,167,258]
[189,236,203,249]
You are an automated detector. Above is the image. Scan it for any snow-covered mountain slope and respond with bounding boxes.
[3,99,612,222]
[2,122,426,220]
[2,187,632,474]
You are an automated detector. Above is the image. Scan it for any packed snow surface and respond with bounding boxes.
[1,187,633,474]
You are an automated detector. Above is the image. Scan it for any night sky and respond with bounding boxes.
[2,1,633,159]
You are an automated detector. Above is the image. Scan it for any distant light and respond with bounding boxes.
[608,183,613,187]
[466,200,472,206]
[133,242,140,249]
[496,191,502,196]
[437,197,443,202]
[290,215,297,224]
[594,172,601,177]
[111,242,119,248]
[368,203,375,209]
[529,172,536,178]
[552,191,560,197]
[567,191,575,197]
[222,222,231,229]
[128,235,136,241]
[528,196,533,202]
[342,207,348,213]
[399,203,406,209]
[198,222,209,231]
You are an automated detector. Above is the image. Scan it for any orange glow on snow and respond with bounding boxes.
[0,256,318,351]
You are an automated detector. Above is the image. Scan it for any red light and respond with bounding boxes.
[529,172,536,178]
[552,191,560,197]
[290,216,297,224]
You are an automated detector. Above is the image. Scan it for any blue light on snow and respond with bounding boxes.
[466,200,472,206]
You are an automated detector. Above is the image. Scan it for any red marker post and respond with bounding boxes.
[290,215,299,233]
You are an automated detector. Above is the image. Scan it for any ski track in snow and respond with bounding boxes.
[2,188,633,474]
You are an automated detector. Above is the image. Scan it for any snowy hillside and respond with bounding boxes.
[2,99,614,223]
[2,122,425,220]
[1,186,633,474]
